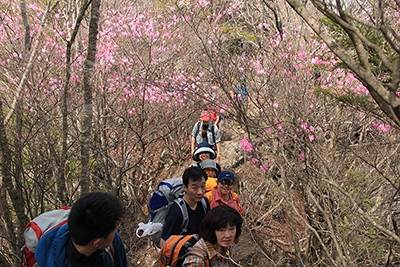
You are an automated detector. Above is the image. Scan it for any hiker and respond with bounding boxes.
[160,167,210,248]
[35,192,128,267]
[192,142,216,164]
[233,78,250,103]
[200,158,220,192]
[182,205,243,267]
[205,171,244,214]
[192,141,221,172]
[191,110,221,162]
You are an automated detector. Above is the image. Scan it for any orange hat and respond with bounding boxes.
[200,111,210,121]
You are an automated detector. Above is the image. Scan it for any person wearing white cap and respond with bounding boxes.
[192,143,221,177]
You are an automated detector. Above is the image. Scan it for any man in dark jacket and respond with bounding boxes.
[35,192,128,267]
[159,167,210,248]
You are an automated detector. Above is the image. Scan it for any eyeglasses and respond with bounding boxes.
[204,168,216,173]
[220,179,233,186]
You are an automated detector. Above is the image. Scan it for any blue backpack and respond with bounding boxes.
[148,178,207,248]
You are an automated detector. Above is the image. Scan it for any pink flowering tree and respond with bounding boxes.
[171,0,400,265]
[285,0,400,126]
[0,0,399,266]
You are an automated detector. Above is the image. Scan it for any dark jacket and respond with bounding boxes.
[35,223,128,267]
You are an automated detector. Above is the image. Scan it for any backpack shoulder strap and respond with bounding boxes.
[173,198,189,234]
[104,243,114,262]
[211,123,215,144]
[201,197,208,214]
[195,121,201,135]
[186,246,210,267]
[232,192,238,200]
[173,198,207,234]
[205,191,213,203]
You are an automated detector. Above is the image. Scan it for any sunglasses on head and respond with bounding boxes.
[220,179,233,186]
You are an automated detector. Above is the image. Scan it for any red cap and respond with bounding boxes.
[201,111,210,121]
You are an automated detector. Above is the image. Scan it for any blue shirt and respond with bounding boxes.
[234,83,250,102]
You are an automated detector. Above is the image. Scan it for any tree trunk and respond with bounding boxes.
[80,0,101,193]
[60,0,90,205]
[0,100,28,265]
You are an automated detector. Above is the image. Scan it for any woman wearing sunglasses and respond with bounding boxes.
[205,171,244,214]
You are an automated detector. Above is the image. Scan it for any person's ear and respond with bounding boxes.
[92,238,102,249]
[183,183,188,193]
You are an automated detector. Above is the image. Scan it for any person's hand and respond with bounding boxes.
[191,148,195,157]
[216,154,221,163]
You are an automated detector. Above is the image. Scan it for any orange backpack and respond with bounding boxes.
[159,234,210,267]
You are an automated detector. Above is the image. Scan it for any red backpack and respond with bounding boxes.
[208,109,217,122]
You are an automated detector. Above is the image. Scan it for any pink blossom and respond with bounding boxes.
[277,124,282,130]
[240,137,253,152]
[309,135,314,141]
[299,153,305,160]
[273,103,278,108]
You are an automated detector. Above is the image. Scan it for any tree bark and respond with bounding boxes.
[60,0,91,205]
[0,100,28,265]
[80,0,101,193]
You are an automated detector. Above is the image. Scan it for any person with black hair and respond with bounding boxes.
[183,205,243,267]
[35,192,128,267]
[160,166,210,248]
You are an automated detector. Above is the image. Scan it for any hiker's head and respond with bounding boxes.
[193,142,216,162]
[217,171,235,195]
[200,110,210,125]
[68,192,125,246]
[182,166,207,203]
[182,166,207,187]
[200,205,243,247]
[200,159,218,177]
